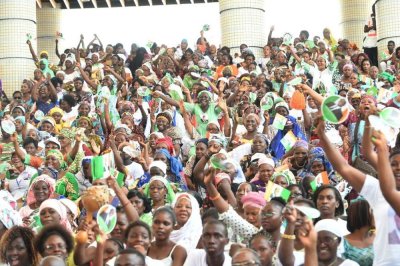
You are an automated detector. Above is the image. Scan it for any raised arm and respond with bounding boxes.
[361,117,378,169]
[267,25,274,46]
[107,176,139,222]
[55,39,61,59]
[372,130,400,215]
[152,91,180,108]
[317,118,366,192]
[77,63,98,90]
[110,136,127,175]
[104,65,125,84]
[297,219,318,266]
[46,78,58,103]
[26,40,39,63]
[278,203,297,266]
[11,133,26,162]
[204,168,230,213]
[300,83,324,105]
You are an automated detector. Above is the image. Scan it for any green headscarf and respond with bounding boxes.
[143,176,175,204]
[271,169,296,186]
[39,58,55,78]
[46,149,67,170]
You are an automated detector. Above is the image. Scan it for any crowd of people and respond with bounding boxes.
[1,15,400,266]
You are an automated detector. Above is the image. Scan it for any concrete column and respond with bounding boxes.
[376,0,400,60]
[219,0,266,58]
[0,0,36,95]
[37,3,62,64]
[339,0,374,48]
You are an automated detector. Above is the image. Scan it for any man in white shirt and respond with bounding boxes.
[363,4,378,66]
[184,220,231,266]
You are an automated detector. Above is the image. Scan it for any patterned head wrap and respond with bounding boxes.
[46,149,67,170]
[26,175,56,205]
[59,128,75,141]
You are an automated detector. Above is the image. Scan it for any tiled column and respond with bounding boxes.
[376,0,400,60]
[219,0,266,58]
[37,3,62,64]
[339,0,373,48]
[0,0,36,96]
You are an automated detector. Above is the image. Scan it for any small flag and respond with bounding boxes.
[111,168,125,187]
[310,171,329,191]
[280,130,297,151]
[264,181,291,202]
[56,31,63,38]
[272,113,287,130]
[91,155,105,180]
[26,33,32,41]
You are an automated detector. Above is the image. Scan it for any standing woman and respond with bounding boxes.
[0,226,38,266]
[143,176,176,212]
[313,185,348,234]
[148,207,187,266]
[170,193,202,251]
[342,199,375,266]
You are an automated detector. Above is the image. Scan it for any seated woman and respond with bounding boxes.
[314,219,359,265]
[124,221,164,265]
[38,199,72,232]
[0,226,38,266]
[205,168,284,245]
[251,157,275,192]
[34,224,74,264]
[147,207,187,265]
[5,151,38,202]
[342,198,375,266]
[153,148,186,190]
[127,189,153,226]
[19,175,55,226]
[170,193,202,251]
[143,176,176,213]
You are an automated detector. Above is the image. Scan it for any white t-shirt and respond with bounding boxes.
[183,249,232,266]
[8,166,37,200]
[360,175,400,265]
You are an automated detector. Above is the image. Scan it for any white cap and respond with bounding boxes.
[315,219,344,237]
[250,153,268,162]
[149,160,167,176]
[44,137,61,149]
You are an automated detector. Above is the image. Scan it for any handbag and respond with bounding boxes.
[351,121,377,177]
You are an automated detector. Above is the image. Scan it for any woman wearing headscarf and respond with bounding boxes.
[154,111,183,156]
[153,148,186,190]
[39,58,55,79]
[140,61,159,85]
[40,149,68,180]
[323,28,338,49]
[304,147,337,183]
[38,198,73,232]
[270,102,307,160]
[49,107,69,133]
[250,157,276,192]
[234,113,261,146]
[143,176,176,213]
[284,139,309,179]
[270,169,295,188]
[19,174,55,226]
[170,193,202,251]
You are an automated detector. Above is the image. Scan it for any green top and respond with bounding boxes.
[184,102,221,137]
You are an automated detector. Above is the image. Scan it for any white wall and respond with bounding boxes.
[58,1,341,52]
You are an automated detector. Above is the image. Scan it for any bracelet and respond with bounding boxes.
[209,193,221,201]
[281,234,296,240]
